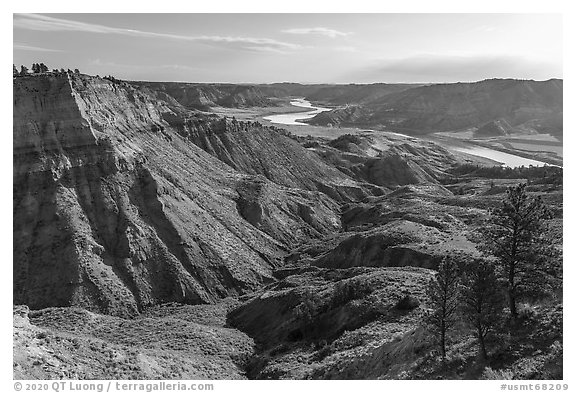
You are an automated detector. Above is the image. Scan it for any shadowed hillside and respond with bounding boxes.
[13,73,352,316]
[308,79,563,138]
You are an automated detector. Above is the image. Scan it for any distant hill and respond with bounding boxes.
[132,81,423,111]
[131,81,287,111]
[303,83,423,105]
[308,79,563,139]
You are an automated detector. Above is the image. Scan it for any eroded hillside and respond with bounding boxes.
[13,73,563,380]
[13,74,354,316]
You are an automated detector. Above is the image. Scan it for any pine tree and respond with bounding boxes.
[13,64,18,77]
[39,63,49,73]
[19,65,28,76]
[426,257,461,360]
[460,258,504,361]
[481,183,559,319]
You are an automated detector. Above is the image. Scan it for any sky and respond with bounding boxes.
[13,13,563,84]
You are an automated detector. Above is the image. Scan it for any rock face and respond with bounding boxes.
[283,184,481,272]
[309,79,563,137]
[165,115,371,201]
[313,221,444,270]
[228,266,433,348]
[227,266,435,379]
[315,134,458,189]
[357,149,442,187]
[13,74,342,316]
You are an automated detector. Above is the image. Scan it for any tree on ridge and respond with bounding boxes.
[481,183,559,319]
[460,258,504,361]
[426,256,461,361]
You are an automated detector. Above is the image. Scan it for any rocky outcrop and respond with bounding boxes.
[360,142,457,187]
[227,266,434,379]
[234,177,340,246]
[281,186,481,271]
[307,105,368,128]
[313,221,445,270]
[13,74,341,316]
[163,115,375,202]
[327,134,374,155]
[315,135,458,189]
[228,266,433,347]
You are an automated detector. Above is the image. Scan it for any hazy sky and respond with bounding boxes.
[13,13,562,83]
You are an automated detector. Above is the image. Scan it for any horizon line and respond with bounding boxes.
[12,68,563,85]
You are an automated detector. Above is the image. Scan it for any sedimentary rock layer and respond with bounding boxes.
[13,74,342,316]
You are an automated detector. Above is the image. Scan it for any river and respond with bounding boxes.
[452,146,553,168]
[263,99,553,168]
[263,98,331,125]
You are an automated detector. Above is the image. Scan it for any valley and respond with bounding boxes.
[263,98,332,125]
[13,72,563,380]
[216,96,562,168]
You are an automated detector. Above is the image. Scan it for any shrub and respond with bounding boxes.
[481,367,514,380]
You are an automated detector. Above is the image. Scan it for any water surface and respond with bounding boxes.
[264,101,554,168]
[264,98,331,125]
[453,146,551,168]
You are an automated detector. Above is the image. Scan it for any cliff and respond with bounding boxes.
[164,116,375,200]
[13,74,341,316]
